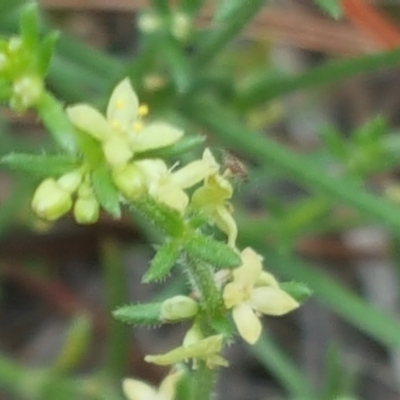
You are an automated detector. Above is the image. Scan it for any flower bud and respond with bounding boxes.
[112,163,146,200]
[74,196,99,225]
[31,178,72,221]
[10,75,43,112]
[57,170,83,193]
[161,295,199,321]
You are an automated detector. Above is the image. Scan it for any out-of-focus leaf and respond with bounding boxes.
[113,303,162,326]
[1,153,79,177]
[315,0,342,19]
[214,0,244,23]
[91,164,121,218]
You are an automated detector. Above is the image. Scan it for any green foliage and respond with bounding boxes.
[113,303,162,326]
[3,1,400,400]
[91,164,121,219]
[143,240,181,283]
[184,233,241,269]
[315,0,342,19]
[1,153,79,177]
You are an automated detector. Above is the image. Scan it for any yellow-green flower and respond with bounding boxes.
[122,370,182,400]
[145,334,227,369]
[191,169,237,247]
[135,148,219,212]
[31,178,73,221]
[67,78,183,166]
[223,247,299,344]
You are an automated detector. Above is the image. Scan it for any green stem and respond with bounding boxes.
[191,361,216,400]
[101,238,129,378]
[194,0,267,66]
[184,255,223,316]
[250,333,316,400]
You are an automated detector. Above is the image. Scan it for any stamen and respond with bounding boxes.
[138,104,149,116]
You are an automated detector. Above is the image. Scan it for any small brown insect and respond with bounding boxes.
[222,151,249,182]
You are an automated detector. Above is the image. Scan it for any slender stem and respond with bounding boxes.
[191,361,216,400]
[184,255,223,316]
[101,238,129,378]
[194,0,266,66]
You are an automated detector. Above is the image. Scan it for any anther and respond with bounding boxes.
[138,104,149,116]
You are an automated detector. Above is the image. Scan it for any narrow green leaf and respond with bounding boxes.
[160,35,192,94]
[315,0,341,19]
[143,241,181,283]
[1,153,79,177]
[184,234,241,268]
[130,197,185,237]
[265,247,400,349]
[137,134,205,160]
[53,315,92,373]
[318,126,348,161]
[237,48,400,109]
[36,31,59,75]
[280,281,313,303]
[91,165,121,218]
[214,0,243,23]
[36,92,78,153]
[195,0,266,65]
[20,2,39,51]
[250,333,316,400]
[113,303,162,326]
[353,115,387,146]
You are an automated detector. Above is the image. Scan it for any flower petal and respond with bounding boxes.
[255,271,279,288]
[250,286,299,316]
[122,378,157,400]
[232,247,263,289]
[223,282,245,309]
[212,205,237,248]
[67,104,110,141]
[102,136,133,166]
[135,159,168,186]
[158,371,183,400]
[132,122,184,152]
[107,78,139,132]
[152,181,189,212]
[232,304,262,345]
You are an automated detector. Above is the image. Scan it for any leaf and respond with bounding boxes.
[137,134,205,160]
[113,303,162,326]
[130,197,185,237]
[214,0,244,23]
[143,241,181,283]
[52,315,92,373]
[20,2,39,51]
[237,48,400,109]
[279,281,313,303]
[36,31,59,75]
[318,125,348,161]
[315,0,342,19]
[1,153,79,177]
[36,92,78,153]
[91,165,121,218]
[160,35,192,94]
[184,234,241,268]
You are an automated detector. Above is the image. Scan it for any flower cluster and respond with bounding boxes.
[31,78,238,239]
[28,78,301,396]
